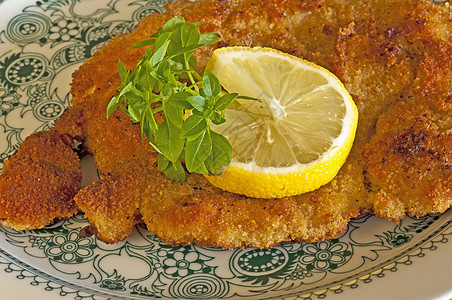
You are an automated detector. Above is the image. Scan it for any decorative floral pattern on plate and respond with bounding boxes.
[0,0,451,299]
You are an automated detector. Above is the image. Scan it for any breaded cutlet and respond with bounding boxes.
[0,129,81,229]
[1,0,451,248]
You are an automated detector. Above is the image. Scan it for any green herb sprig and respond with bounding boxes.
[107,16,256,181]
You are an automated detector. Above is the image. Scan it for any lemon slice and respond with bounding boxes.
[205,47,358,198]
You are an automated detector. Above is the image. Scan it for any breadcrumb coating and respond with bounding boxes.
[1,0,451,248]
[0,130,81,229]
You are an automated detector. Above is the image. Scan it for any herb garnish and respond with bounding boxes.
[107,16,257,181]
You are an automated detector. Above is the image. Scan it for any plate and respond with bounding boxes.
[0,0,451,299]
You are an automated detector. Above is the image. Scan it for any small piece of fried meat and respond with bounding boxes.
[0,129,81,229]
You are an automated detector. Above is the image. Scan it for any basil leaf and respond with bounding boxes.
[138,62,155,91]
[167,44,204,60]
[162,16,185,33]
[117,81,134,99]
[142,119,153,142]
[118,59,128,81]
[106,95,122,118]
[141,106,158,141]
[123,89,143,102]
[144,106,158,131]
[155,121,184,162]
[169,92,194,110]
[150,39,170,67]
[128,102,146,123]
[192,21,206,26]
[202,70,221,97]
[153,31,171,53]
[188,54,198,73]
[157,153,170,171]
[187,95,206,112]
[161,82,175,98]
[128,64,141,83]
[204,131,232,174]
[168,121,185,162]
[210,112,226,125]
[181,114,207,137]
[129,38,155,49]
[178,23,200,47]
[215,93,238,111]
[163,160,186,182]
[185,130,212,172]
[199,32,221,47]
[165,102,184,129]
[157,60,171,81]
[192,162,208,174]
[155,126,173,156]
[144,47,153,59]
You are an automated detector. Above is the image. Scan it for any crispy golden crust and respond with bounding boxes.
[69,0,452,247]
[72,155,364,248]
[1,0,451,248]
[363,102,452,221]
[330,0,452,221]
[0,130,81,229]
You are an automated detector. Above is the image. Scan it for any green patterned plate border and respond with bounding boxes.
[0,214,450,299]
[0,0,451,299]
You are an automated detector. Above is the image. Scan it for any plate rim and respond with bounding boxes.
[0,215,450,299]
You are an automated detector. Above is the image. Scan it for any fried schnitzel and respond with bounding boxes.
[0,0,451,248]
[0,129,81,229]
